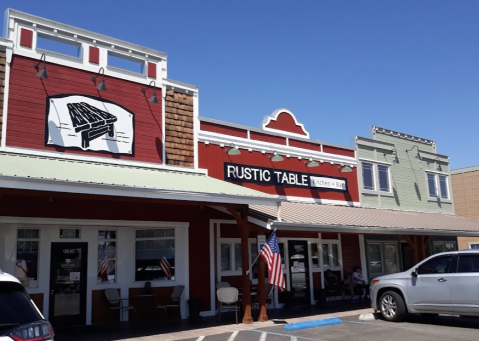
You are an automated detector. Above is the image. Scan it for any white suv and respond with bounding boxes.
[0,269,54,341]
[370,249,479,322]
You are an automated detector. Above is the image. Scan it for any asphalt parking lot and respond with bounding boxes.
[179,314,479,341]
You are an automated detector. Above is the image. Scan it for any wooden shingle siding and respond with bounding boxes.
[0,50,5,142]
[165,89,194,167]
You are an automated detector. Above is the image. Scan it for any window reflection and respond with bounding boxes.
[98,230,117,284]
[135,229,175,281]
[16,229,40,288]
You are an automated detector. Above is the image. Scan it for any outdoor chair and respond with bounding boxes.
[217,287,239,324]
[216,282,230,290]
[156,285,184,319]
[104,288,135,322]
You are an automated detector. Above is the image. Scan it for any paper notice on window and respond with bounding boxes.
[69,272,80,281]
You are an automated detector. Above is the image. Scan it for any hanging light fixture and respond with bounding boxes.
[306,158,319,168]
[225,144,241,155]
[338,164,353,172]
[141,80,159,104]
[434,158,442,171]
[33,53,48,79]
[406,145,421,160]
[269,151,284,162]
[91,67,107,91]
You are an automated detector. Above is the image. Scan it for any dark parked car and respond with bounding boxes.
[0,269,54,341]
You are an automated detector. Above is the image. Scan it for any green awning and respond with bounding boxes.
[0,153,280,206]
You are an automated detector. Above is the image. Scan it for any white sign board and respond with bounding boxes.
[310,176,347,191]
[46,95,135,155]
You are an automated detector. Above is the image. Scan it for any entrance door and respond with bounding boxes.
[49,243,88,327]
[288,240,310,305]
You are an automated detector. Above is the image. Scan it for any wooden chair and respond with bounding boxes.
[156,285,184,319]
[104,288,135,321]
[217,287,239,324]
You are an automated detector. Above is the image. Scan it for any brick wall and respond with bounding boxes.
[165,89,194,167]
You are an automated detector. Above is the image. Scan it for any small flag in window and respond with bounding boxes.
[160,257,172,280]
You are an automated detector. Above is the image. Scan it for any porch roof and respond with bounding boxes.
[250,201,479,236]
[0,153,280,206]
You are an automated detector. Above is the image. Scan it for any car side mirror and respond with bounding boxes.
[411,268,418,277]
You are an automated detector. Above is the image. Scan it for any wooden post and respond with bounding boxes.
[241,220,253,324]
[257,255,268,321]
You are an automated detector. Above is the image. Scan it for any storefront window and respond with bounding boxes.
[250,242,268,279]
[322,242,341,269]
[16,229,39,288]
[97,230,117,284]
[384,243,398,273]
[219,240,242,274]
[221,244,231,271]
[432,241,457,254]
[234,243,242,271]
[368,243,383,275]
[135,228,175,281]
[311,243,319,268]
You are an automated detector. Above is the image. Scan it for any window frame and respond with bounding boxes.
[360,160,392,194]
[15,228,40,288]
[217,238,242,276]
[468,243,479,250]
[417,255,453,275]
[321,241,341,271]
[134,227,176,282]
[426,171,450,201]
[97,230,117,284]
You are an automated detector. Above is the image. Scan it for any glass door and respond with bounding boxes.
[367,242,399,278]
[287,240,310,305]
[49,242,88,327]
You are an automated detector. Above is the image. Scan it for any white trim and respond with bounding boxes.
[205,220,217,317]
[358,157,392,166]
[358,234,368,283]
[278,195,360,207]
[0,42,13,151]
[4,147,207,175]
[193,91,199,170]
[162,83,166,166]
[0,176,279,206]
[0,216,189,228]
[271,221,479,236]
[468,242,479,250]
[198,132,356,165]
[262,109,310,138]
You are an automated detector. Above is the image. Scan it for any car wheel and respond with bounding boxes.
[379,291,406,322]
[421,313,438,320]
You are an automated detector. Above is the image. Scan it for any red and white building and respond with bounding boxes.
[2,9,479,329]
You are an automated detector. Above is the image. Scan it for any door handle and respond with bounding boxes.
[437,278,447,282]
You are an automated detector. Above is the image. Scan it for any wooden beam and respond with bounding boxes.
[257,254,268,321]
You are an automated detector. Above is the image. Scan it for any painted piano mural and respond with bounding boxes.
[46,95,134,155]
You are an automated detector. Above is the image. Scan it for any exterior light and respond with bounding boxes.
[269,151,284,162]
[141,80,159,104]
[34,53,48,79]
[226,144,241,155]
[338,164,353,172]
[406,145,421,160]
[306,159,319,168]
[91,67,107,91]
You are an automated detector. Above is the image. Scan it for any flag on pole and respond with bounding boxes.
[99,248,109,281]
[260,232,286,291]
[160,257,172,280]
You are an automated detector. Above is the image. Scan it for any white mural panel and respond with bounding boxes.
[46,95,135,155]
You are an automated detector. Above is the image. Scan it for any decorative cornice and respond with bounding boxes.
[373,126,434,146]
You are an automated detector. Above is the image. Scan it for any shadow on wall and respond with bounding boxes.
[393,187,400,206]
[414,182,421,201]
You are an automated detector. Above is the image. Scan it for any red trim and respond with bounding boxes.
[288,139,321,152]
[323,145,355,158]
[200,122,248,138]
[250,131,286,145]
[20,28,33,48]
[89,46,100,64]
[148,62,157,79]
[265,112,307,136]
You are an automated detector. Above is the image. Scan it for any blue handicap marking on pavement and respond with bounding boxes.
[284,317,342,331]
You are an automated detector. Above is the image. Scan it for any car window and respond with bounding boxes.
[457,255,479,273]
[417,255,452,275]
[0,282,43,325]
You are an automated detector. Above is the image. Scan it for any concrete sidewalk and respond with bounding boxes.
[55,301,373,341]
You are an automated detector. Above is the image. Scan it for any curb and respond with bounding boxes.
[284,317,342,331]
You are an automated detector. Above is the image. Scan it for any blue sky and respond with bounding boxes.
[2,1,479,169]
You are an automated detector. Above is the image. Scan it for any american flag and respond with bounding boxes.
[99,248,109,281]
[160,257,172,280]
[260,232,286,291]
